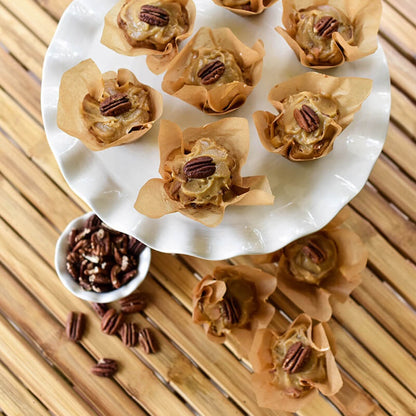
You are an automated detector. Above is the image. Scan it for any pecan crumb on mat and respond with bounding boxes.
[101,309,124,335]
[91,358,118,377]
[65,312,85,342]
[138,328,157,354]
[119,292,147,314]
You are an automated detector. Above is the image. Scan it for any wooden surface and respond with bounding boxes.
[0,1,415,415]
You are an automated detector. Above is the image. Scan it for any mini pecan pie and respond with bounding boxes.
[101,0,196,74]
[57,59,163,151]
[134,118,274,227]
[162,27,264,114]
[210,0,278,16]
[192,265,276,352]
[249,314,342,411]
[253,72,372,161]
[276,0,382,68]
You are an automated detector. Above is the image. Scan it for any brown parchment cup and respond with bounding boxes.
[101,0,196,74]
[250,213,367,321]
[161,27,265,114]
[134,117,274,227]
[249,314,342,411]
[210,0,279,16]
[192,265,277,353]
[276,0,382,68]
[57,59,163,151]
[253,72,372,161]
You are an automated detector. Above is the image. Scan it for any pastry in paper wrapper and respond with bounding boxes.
[276,0,382,68]
[162,27,264,114]
[134,118,274,227]
[210,0,279,16]
[101,0,196,74]
[57,59,163,151]
[253,72,372,161]
[192,265,277,353]
[250,213,367,321]
[249,314,342,411]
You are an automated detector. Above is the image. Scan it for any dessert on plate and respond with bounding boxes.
[210,0,279,16]
[101,0,196,74]
[57,59,163,151]
[276,0,382,68]
[134,117,274,227]
[162,27,264,114]
[253,72,372,161]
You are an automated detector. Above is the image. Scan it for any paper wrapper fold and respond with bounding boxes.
[253,72,372,161]
[162,27,265,114]
[249,314,343,411]
[101,0,196,74]
[210,0,279,16]
[276,0,382,68]
[57,59,163,151]
[192,265,277,354]
[135,118,274,227]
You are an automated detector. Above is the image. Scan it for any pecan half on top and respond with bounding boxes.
[293,105,320,133]
[183,156,216,179]
[249,314,342,412]
[140,4,170,26]
[197,60,226,85]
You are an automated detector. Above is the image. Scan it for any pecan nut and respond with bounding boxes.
[119,322,139,347]
[101,309,124,335]
[301,241,326,264]
[282,342,312,374]
[138,328,156,354]
[91,302,108,318]
[293,104,320,133]
[128,237,146,258]
[314,16,339,38]
[220,297,240,326]
[119,292,147,314]
[183,156,216,179]
[197,60,226,85]
[65,312,86,342]
[140,5,169,26]
[91,358,118,377]
[99,93,132,117]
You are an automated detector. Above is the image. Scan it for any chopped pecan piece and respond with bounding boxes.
[120,292,147,314]
[65,312,86,342]
[91,358,118,377]
[183,156,216,179]
[282,341,312,374]
[197,60,226,85]
[293,104,320,133]
[301,241,326,264]
[139,5,170,26]
[138,328,156,354]
[314,16,339,38]
[119,322,139,347]
[99,93,132,117]
[101,309,124,335]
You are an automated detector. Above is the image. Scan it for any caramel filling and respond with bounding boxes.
[117,0,189,51]
[271,91,338,155]
[271,325,327,398]
[164,138,237,207]
[82,78,151,143]
[294,5,354,65]
[284,234,338,285]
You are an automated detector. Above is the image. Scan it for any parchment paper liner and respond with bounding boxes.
[276,0,382,68]
[253,72,372,161]
[57,59,163,151]
[210,0,279,16]
[101,0,196,74]
[135,117,274,227]
[250,213,367,321]
[161,27,265,114]
[192,265,277,353]
[249,314,342,411]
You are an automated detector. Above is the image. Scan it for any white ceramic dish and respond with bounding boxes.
[55,212,151,302]
[42,0,390,260]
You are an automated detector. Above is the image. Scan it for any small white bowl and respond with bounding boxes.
[55,212,151,303]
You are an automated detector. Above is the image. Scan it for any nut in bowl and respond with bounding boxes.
[55,212,151,303]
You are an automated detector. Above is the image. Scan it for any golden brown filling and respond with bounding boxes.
[271,91,338,154]
[82,77,151,143]
[294,5,354,65]
[271,324,327,398]
[199,275,258,336]
[183,48,245,88]
[284,234,338,285]
[117,0,189,51]
[164,138,238,207]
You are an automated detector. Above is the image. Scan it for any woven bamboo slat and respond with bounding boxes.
[385,0,416,26]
